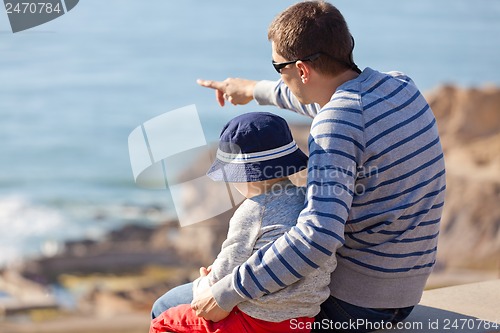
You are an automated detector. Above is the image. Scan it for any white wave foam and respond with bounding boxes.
[0,196,69,266]
[0,194,176,267]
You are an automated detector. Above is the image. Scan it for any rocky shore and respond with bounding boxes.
[1,84,499,333]
[426,85,500,275]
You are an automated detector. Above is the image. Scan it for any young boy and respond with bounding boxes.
[150,112,336,333]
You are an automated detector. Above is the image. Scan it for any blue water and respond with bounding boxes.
[0,0,499,265]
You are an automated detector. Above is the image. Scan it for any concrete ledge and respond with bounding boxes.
[378,280,500,333]
[1,280,498,333]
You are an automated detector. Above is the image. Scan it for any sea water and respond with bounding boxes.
[0,0,499,266]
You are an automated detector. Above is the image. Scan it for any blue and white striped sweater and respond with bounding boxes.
[212,67,446,310]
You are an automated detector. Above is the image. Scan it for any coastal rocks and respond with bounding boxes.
[426,85,500,272]
[0,270,58,319]
[427,84,500,147]
[11,226,201,321]
[21,223,184,281]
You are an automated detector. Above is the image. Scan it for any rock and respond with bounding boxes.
[0,270,58,319]
[425,85,500,271]
[20,223,184,280]
[426,85,500,148]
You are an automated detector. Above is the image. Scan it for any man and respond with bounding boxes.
[154,2,446,332]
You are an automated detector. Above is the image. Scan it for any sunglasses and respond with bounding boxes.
[271,36,361,74]
[272,53,322,74]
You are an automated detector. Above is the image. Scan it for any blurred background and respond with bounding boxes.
[0,1,499,332]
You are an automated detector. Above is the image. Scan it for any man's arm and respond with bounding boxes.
[253,79,321,117]
[197,78,320,117]
[197,78,256,107]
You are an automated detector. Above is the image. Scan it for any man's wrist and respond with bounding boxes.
[211,273,246,312]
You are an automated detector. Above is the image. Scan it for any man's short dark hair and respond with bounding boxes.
[268,1,355,76]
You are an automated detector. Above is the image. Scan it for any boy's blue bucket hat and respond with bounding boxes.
[207,112,308,182]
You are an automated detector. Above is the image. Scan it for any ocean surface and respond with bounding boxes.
[1,0,499,266]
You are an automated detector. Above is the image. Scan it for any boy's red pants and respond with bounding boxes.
[150,304,313,333]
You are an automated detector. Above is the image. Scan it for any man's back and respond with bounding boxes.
[308,67,445,307]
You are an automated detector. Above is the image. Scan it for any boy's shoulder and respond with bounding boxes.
[251,179,305,205]
[253,180,305,226]
[231,180,305,229]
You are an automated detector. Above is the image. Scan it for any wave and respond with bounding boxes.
[0,194,176,267]
[0,195,70,266]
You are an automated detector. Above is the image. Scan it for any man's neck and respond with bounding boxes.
[314,69,360,108]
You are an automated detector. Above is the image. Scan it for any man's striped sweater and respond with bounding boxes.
[212,67,446,311]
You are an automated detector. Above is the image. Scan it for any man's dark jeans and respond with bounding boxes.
[312,296,414,333]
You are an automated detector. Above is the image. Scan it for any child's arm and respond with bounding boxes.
[192,200,263,297]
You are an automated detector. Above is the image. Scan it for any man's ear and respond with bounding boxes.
[296,61,311,84]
